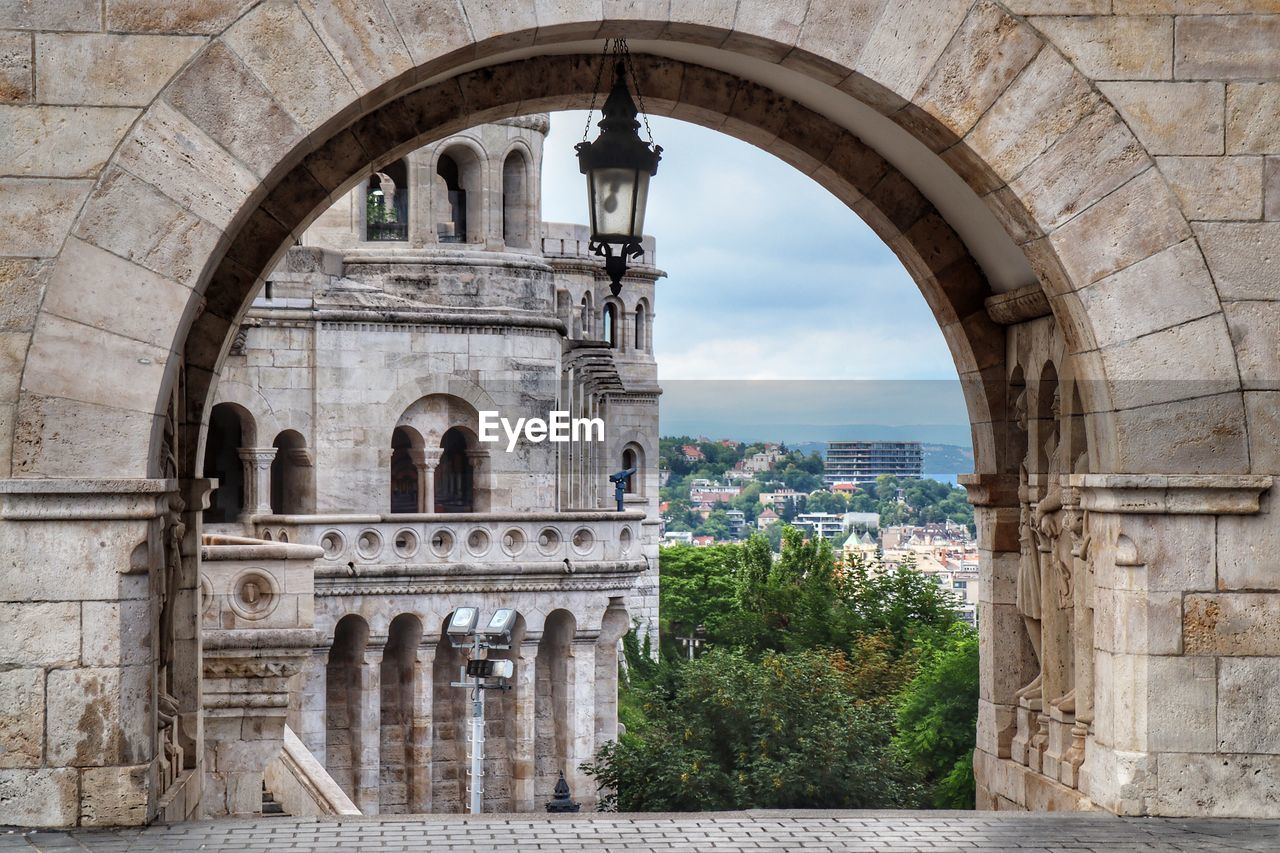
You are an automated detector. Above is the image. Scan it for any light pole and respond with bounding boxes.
[446,607,519,815]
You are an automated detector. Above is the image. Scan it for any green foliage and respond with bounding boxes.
[584,648,923,812]
[894,624,980,808]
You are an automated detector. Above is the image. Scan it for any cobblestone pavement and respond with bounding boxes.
[4,811,1280,852]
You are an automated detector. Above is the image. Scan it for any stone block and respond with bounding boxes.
[1097,314,1238,411]
[22,312,170,416]
[914,0,1041,138]
[1217,657,1280,755]
[1225,301,1280,391]
[966,41,1099,182]
[1155,753,1280,817]
[115,100,260,232]
[1157,156,1263,221]
[0,258,43,333]
[35,33,202,107]
[1184,593,1280,656]
[80,763,149,826]
[81,600,152,668]
[1194,222,1280,301]
[1098,82,1224,157]
[1109,393,1249,476]
[0,669,44,769]
[225,2,357,130]
[782,0,883,84]
[1075,239,1218,350]
[1083,745,1156,816]
[1011,107,1148,232]
[1100,590,1183,656]
[979,601,1037,704]
[106,0,253,34]
[1176,16,1280,80]
[0,769,79,827]
[0,177,91,257]
[164,41,304,179]
[0,32,32,104]
[1032,15,1171,81]
[1242,392,1280,475]
[1049,168,1190,289]
[0,602,80,667]
[46,666,152,767]
[1267,157,1280,221]
[12,394,156,479]
[458,0,538,52]
[724,0,805,62]
[856,0,970,102]
[0,105,137,178]
[1147,656,1216,753]
[382,0,474,68]
[1226,82,1280,156]
[0,1,98,30]
[39,237,192,352]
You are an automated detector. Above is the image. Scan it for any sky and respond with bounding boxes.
[539,112,970,438]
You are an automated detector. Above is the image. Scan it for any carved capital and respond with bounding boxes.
[959,473,1019,507]
[238,447,278,469]
[1074,474,1272,515]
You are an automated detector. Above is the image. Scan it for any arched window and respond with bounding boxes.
[602,303,617,348]
[580,293,593,339]
[366,159,408,242]
[502,151,529,248]
[270,430,311,515]
[435,152,470,243]
[203,403,253,524]
[435,428,474,513]
[390,427,420,513]
[634,302,647,352]
[622,445,642,495]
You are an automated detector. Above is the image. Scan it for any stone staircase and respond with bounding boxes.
[262,782,289,817]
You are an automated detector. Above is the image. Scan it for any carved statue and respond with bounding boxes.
[1013,389,1043,702]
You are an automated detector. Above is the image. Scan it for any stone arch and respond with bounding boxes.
[269,428,312,515]
[535,609,576,803]
[390,425,425,514]
[633,296,651,353]
[431,135,487,244]
[326,613,372,811]
[379,612,424,814]
[202,401,256,525]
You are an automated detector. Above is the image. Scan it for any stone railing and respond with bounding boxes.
[251,511,648,572]
[264,725,361,817]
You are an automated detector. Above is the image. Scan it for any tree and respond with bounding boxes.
[894,624,980,808]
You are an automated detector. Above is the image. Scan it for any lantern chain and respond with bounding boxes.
[581,39,612,143]
[580,38,659,149]
[618,38,657,148]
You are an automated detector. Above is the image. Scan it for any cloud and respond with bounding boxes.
[542,111,960,386]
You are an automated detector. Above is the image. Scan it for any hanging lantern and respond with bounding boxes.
[576,41,662,296]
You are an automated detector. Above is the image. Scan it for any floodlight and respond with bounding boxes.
[447,607,479,644]
[484,608,518,642]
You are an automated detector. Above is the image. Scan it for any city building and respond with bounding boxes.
[199,117,662,815]
[793,511,847,539]
[757,508,781,529]
[823,441,924,486]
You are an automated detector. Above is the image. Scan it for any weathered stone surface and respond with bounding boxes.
[80,764,149,826]
[115,100,260,231]
[1224,301,1280,391]
[0,32,32,104]
[783,0,884,83]
[1050,168,1190,288]
[0,769,78,826]
[0,106,138,177]
[1185,593,1280,656]
[82,601,152,668]
[1006,0,1106,10]
[726,0,806,61]
[22,313,171,415]
[1011,107,1148,231]
[74,166,225,290]
[1110,392,1249,475]
[1158,155,1263,221]
[0,257,46,332]
[1075,240,1218,350]
[1147,656,1217,753]
[967,49,1098,182]
[1217,495,1280,590]
[1194,222,1280,300]
[35,33,203,107]
[1100,315,1238,409]
[1099,82,1224,157]
[1266,157,1280,220]
[914,0,1041,137]
[164,41,305,179]
[1243,391,1280,473]
[0,0,98,30]
[1218,657,1280,755]
[459,0,538,52]
[1117,0,1280,9]
[296,0,415,97]
[105,0,254,34]
[1226,83,1280,155]
[0,603,79,667]
[11,394,156,479]
[1157,753,1280,817]
[1032,15,1172,81]
[1176,15,1280,80]
[383,0,475,66]
[0,669,44,768]
[856,0,971,102]
[46,666,152,767]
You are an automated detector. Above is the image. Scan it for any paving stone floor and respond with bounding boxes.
[4,811,1280,852]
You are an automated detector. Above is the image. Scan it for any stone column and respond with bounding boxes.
[465,449,488,511]
[354,645,383,815]
[238,448,277,519]
[298,646,329,762]
[512,640,539,811]
[409,448,441,513]
[407,641,436,813]
[568,636,598,807]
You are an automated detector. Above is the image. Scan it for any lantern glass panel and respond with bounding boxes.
[590,167,639,240]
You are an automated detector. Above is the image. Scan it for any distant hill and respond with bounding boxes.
[789,440,973,478]
[660,422,974,449]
